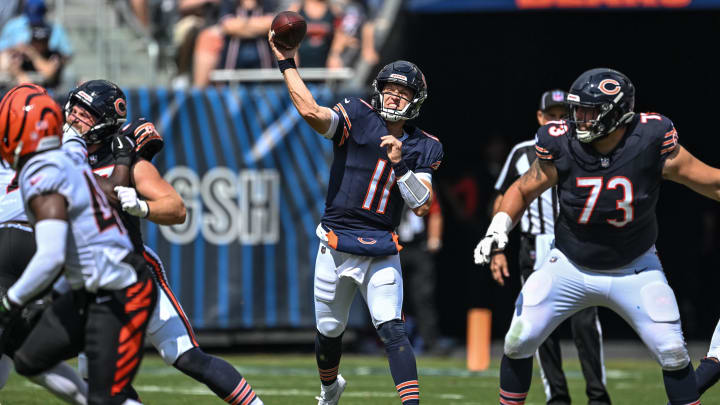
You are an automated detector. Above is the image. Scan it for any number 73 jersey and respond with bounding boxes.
[19,149,135,292]
[534,113,678,270]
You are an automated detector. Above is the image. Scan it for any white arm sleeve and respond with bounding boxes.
[8,219,68,305]
[319,108,340,139]
[397,170,432,209]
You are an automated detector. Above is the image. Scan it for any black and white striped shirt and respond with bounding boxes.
[495,139,558,236]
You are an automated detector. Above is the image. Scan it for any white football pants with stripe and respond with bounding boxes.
[314,241,403,337]
[708,319,720,359]
[505,245,690,371]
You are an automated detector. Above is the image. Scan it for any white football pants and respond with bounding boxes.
[505,245,690,371]
[707,319,720,359]
[314,241,403,338]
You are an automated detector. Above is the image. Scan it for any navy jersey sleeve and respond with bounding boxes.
[412,131,443,175]
[633,113,678,166]
[534,120,569,162]
[330,97,377,146]
[655,114,679,161]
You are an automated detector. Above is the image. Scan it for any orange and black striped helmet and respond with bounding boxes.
[0,84,63,168]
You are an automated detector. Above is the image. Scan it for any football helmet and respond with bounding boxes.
[0,84,63,169]
[371,60,427,122]
[64,80,127,144]
[567,68,635,143]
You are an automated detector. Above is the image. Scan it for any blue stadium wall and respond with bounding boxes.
[124,85,335,330]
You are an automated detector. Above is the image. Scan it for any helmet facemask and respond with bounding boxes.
[63,80,127,145]
[569,92,634,143]
[370,60,428,122]
[373,82,422,122]
[64,98,119,145]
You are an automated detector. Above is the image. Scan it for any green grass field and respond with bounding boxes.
[1,354,719,404]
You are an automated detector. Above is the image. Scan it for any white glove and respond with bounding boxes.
[114,186,149,218]
[473,212,513,265]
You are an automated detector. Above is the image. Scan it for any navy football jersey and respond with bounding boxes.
[321,97,443,234]
[535,113,678,269]
[88,142,145,254]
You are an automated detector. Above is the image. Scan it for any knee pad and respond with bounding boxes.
[657,342,690,370]
[503,318,536,359]
[641,282,680,323]
[317,317,346,338]
[376,319,407,347]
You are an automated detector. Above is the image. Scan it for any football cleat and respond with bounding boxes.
[316,374,346,405]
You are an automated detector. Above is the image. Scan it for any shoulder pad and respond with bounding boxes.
[634,113,678,156]
[535,120,570,161]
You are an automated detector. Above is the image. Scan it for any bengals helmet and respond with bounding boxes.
[371,60,428,122]
[567,68,635,143]
[64,80,127,144]
[0,84,63,169]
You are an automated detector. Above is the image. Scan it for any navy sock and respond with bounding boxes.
[174,347,258,404]
[663,363,700,405]
[316,331,343,386]
[378,320,419,405]
[499,355,532,405]
[696,357,720,395]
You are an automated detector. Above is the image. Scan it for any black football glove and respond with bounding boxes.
[0,295,21,328]
[120,118,164,162]
[111,134,136,167]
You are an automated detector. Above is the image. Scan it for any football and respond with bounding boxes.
[271,11,307,50]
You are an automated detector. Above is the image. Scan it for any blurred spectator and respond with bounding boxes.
[129,0,151,28]
[327,0,377,68]
[192,0,274,87]
[0,0,22,30]
[0,0,71,90]
[397,196,443,354]
[289,0,338,67]
[172,0,221,85]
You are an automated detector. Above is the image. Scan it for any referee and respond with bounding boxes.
[491,90,611,405]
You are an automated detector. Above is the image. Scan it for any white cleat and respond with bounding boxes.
[315,374,346,405]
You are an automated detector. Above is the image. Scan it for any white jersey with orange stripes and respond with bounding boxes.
[19,148,136,292]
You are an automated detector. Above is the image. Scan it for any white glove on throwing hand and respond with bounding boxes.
[473,212,513,265]
[114,186,149,218]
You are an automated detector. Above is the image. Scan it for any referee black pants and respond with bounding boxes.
[520,236,611,405]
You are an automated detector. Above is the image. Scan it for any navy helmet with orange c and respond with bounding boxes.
[567,68,635,143]
[64,80,127,144]
[371,60,428,122]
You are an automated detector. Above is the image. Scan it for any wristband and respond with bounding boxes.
[391,159,409,177]
[278,58,297,73]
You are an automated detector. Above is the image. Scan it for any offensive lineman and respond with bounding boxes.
[0,85,156,404]
[491,89,610,405]
[270,33,443,405]
[475,68,720,405]
[63,80,263,405]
